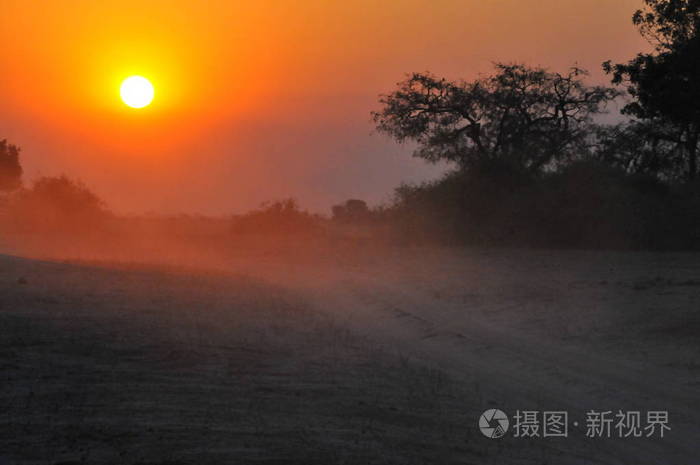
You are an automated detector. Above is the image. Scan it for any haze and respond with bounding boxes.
[1,0,647,214]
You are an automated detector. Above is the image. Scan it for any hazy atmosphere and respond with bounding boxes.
[2,1,699,464]
[1,0,647,214]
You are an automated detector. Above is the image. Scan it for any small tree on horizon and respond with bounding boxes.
[332,199,370,222]
[0,139,23,192]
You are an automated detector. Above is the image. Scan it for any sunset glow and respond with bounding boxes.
[0,0,649,214]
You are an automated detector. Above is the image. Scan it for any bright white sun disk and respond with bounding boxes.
[120,76,154,108]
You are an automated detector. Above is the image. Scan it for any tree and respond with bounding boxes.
[604,0,700,181]
[593,121,686,179]
[372,64,617,175]
[8,176,109,232]
[332,199,369,222]
[0,139,23,192]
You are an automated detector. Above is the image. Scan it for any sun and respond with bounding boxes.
[120,76,154,108]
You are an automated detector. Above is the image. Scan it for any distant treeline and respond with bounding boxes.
[364,163,700,250]
[2,1,700,251]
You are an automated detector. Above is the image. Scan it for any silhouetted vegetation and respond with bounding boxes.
[604,0,700,181]
[4,175,111,233]
[3,2,700,253]
[367,2,700,250]
[375,162,700,249]
[332,199,370,223]
[0,139,23,192]
[230,198,322,237]
[373,64,617,174]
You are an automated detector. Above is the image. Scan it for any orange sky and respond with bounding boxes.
[1,0,649,214]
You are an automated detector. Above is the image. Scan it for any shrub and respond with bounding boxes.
[230,198,321,236]
[6,175,110,232]
[380,161,700,250]
[0,139,23,192]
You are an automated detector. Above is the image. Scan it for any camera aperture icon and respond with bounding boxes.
[479,409,509,439]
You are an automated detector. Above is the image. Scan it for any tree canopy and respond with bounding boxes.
[372,64,617,174]
[604,0,700,180]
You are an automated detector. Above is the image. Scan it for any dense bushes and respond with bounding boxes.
[3,175,111,233]
[380,162,700,250]
[230,198,321,237]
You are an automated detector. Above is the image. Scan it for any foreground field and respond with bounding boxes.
[1,248,699,464]
[0,255,478,464]
[238,248,700,464]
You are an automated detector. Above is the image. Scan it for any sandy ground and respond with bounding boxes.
[234,248,700,464]
[1,248,699,464]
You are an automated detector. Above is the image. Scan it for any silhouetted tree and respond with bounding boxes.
[7,175,109,232]
[332,199,369,222]
[604,0,700,181]
[0,139,23,192]
[373,64,617,174]
[594,121,686,179]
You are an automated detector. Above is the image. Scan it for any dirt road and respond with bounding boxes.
[237,248,700,464]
